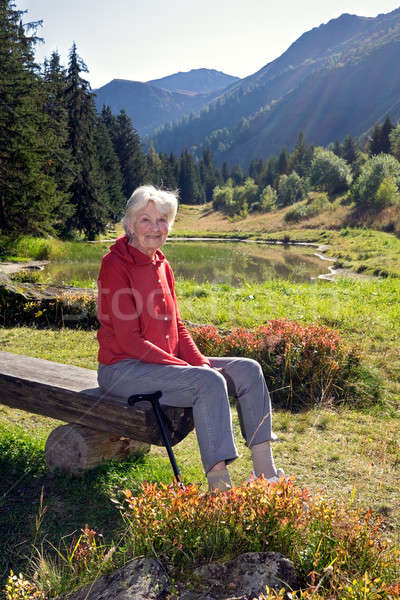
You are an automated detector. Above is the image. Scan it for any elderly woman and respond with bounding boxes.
[97,185,283,491]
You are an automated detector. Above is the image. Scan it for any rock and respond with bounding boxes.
[60,557,170,600]
[179,552,298,600]
[57,552,297,600]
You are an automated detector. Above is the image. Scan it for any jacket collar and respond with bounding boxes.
[127,239,165,266]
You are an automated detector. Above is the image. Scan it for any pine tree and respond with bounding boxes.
[108,109,146,198]
[332,140,342,157]
[259,157,278,188]
[199,147,221,203]
[289,132,314,178]
[179,149,205,204]
[277,147,289,174]
[159,153,178,189]
[146,142,162,186]
[0,1,61,235]
[41,51,74,233]
[64,43,107,239]
[95,116,124,221]
[380,115,394,155]
[221,162,230,183]
[231,164,244,186]
[248,158,264,183]
[341,135,359,165]
[369,123,383,156]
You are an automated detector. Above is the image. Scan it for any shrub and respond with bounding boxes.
[310,147,352,196]
[351,154,400,210]
[120,479,400,598]
[6,481,400,600]
[190,320,378,409]
[284,194,330,223]
[4,571,44,599]
[277,172,306,207]
[258,185,277,212]
[389,124,400,161]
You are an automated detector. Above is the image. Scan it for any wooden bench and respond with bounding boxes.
[0,351,194,474]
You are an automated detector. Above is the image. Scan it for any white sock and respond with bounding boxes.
[207,468,231,492]
[251,441,277,479]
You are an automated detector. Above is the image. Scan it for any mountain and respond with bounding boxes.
[151,8,400,166]
[147,68,239,93]
[93,69,239,137]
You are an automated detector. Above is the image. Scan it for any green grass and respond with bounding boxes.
[326,227,400,277]
[1,226,400,597]
[0,235,111,263]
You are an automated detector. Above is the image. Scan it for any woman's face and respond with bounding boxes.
[128,200,169,256]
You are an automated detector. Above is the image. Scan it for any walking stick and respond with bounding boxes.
[128,391,183,485]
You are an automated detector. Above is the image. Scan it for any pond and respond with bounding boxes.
[41,239,331,287]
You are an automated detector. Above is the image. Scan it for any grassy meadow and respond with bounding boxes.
[1,205,400,597]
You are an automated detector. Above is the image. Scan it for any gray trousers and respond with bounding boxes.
[98,357,277,474]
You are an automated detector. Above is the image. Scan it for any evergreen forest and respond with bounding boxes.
[1,1,400,241]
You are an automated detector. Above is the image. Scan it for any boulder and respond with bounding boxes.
[60,557,170,600]
[179,552,298,599]
[60,552,297,600]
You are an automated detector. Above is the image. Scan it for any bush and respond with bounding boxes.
[212,181,248,218]
[310,148,352,196]
[190,320,379,409]
[258,185,277,212]
[277,172,306,207]
[120,479,400,599]
[284,194,330,223]
[389,124,400,161]
[351,154,400,210]
[8,481,400,599]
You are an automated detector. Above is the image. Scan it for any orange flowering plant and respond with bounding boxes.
[120,479,400,599]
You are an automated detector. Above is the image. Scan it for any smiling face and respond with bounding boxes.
[127,200,169,256]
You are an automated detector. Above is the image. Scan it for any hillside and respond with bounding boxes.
[94,69,239,137]
[152,8,400,165]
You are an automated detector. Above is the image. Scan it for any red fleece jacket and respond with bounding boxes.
[97,236,210,367]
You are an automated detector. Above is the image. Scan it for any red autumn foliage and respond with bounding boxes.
[189,319,377,409]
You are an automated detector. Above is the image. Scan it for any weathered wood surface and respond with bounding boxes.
[45,424,150,474]
[0,351,194,446]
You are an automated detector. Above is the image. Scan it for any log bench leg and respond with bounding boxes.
[44,424,150,474]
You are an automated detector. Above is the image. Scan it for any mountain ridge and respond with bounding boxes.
[93,69,239,136]
[151,7,400,165]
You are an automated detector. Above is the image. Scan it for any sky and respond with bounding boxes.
[15,0,400,89]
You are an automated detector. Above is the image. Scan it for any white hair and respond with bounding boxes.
[122,185,178,239]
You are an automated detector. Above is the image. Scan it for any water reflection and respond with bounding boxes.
[42,240,329,287]
[163,241,327,285]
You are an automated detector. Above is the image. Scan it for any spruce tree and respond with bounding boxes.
[146,142,162,186]
[0,1,61,235]
[222,162,230,183]
[95,115,124,221]
[199,147,221,203]
[380,115,394,155]
[159,153,178,189]
[369,123,383,156]
[64,43,107,239]
[341,135,359,166]
[289,132,314,178]
[179,149,205,204]
[41,51,74,233]
[110,109,146,198]
[277,147,289,174]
